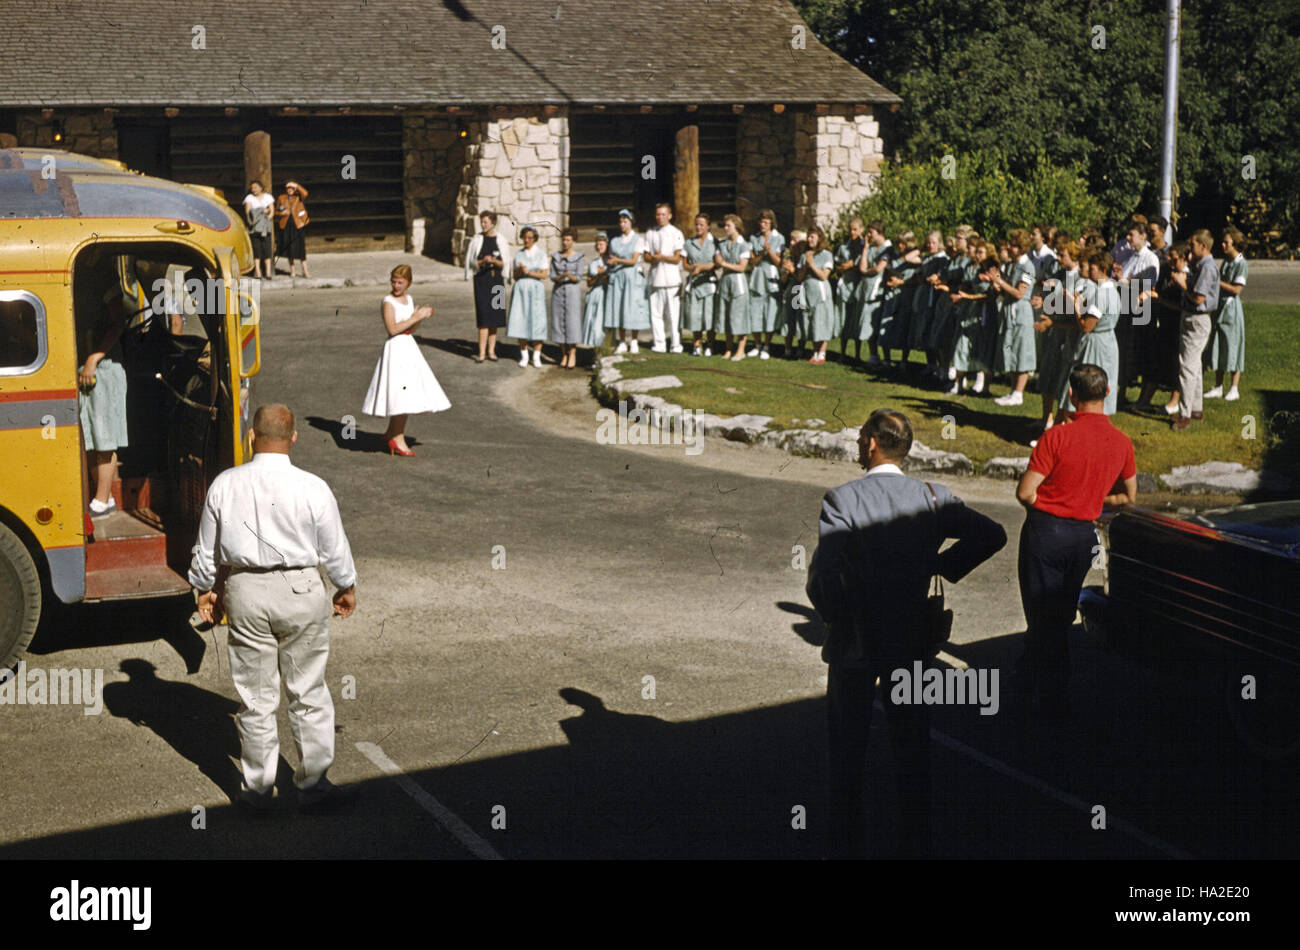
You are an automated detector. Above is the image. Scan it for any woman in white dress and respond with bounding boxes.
[362,265,452,456]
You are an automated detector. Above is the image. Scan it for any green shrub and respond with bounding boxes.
[834,149,1104,244]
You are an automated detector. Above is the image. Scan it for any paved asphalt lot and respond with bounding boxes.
[1,281,1295,861]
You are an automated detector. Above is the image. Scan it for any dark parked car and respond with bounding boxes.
[1081,500,1300,758]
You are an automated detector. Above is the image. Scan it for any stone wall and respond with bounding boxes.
[403,115,467,259]
[792,106,883,234]
[15,109,118,158]
[736,111,797,235]
[453,111,569,265]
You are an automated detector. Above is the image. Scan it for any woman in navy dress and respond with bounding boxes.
[465,211,508,362]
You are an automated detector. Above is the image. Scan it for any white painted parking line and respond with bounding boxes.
[924,720,1196,859]
[354,741,503,861]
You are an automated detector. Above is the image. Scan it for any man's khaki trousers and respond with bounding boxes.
[224,567,335,796]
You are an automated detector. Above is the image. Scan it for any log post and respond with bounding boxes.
[244,130,271,193]
[674,124,699,226]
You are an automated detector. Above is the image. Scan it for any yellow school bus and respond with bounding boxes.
[0,149,261,667]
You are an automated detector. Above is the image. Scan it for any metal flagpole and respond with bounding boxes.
[1157,0,1181,242]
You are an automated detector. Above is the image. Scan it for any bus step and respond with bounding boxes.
[86,510,167,573]
[84,564,192,602]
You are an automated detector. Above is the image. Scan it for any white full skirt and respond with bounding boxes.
[362,334,451,417]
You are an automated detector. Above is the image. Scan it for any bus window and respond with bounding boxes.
[0,293,46,374]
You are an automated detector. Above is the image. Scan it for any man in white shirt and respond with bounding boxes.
[644,202,685,353]
[1110,213,1146,271]
[189,404,358,815]
[1116,223,1161,405]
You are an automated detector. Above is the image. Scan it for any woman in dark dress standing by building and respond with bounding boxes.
[464,211,510,362]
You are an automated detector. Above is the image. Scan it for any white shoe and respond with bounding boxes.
[518,352,531,367]
[692,344,703,357]
[1225,387,1240,401]
[944,382,960,395]
[731,353,746,362]
[670,345,684,354]
[759,348,770,360]
[88,497,117,517]
[614,341,629,354]
[1204,386,1223,399]
[651,344,668,353]
[948,366,957,381]
[629,339,640,353]
[1163,402,1180,415]
[994,391,1024,406]
[531,350,543,367]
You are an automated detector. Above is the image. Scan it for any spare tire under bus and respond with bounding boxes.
[0,521,41,670]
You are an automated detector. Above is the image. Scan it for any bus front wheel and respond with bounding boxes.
[0,522,41,671]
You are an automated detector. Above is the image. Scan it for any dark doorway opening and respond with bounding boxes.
[570,112,737,237]
[115,119,171,180]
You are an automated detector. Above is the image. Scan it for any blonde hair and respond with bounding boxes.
[390,264,413,283]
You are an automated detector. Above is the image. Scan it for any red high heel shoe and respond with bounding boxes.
[388,438,415,457]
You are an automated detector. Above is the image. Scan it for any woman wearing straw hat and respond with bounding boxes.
[274,180,310,278]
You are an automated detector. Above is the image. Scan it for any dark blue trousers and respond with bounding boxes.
[1017,507,1097,707]
[827,658,932,859]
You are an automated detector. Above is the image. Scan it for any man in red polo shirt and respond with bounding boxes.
[1015,363,1137,718]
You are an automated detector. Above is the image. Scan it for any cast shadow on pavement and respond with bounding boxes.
[776,601,828,647]
[100,659,296,807]
[304,415,422,453]
[6,662,1293,859]
[28,595,207,674]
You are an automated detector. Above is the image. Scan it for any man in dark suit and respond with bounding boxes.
[807,408,1006,858]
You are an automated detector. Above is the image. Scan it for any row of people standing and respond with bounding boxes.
[463,205,839,364]
[464,210,596,369]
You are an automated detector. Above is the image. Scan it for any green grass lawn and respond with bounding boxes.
[597,303,1300,478]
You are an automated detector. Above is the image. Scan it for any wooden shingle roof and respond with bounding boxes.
[0,0,898,107]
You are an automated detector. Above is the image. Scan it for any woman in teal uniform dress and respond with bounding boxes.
[507,225,549,367]
[713,213,752,360]
[929,232,967,384]
[950,238,992,395]
[78,276,131,517]
[781,230,806,359]
[1207,227,1248,401]
[549,228,585,369]
[1067,250,1121,416]
[1032,240,1082,435]
[834,218,867,361]
[606,209,649,353]
[911,230,948,377]
[879,231,918,367]
[746,210,784,359]
[581,232,610,349]
[682,213,718,356]
[992,230,1037,406]
[859,224,893,366]
[1059,249,1096,412]
[802,226,835,364]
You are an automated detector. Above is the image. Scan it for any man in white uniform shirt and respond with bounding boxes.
[189,404,358,814]
[1116,223,1161,406]
[644,202,685,353]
